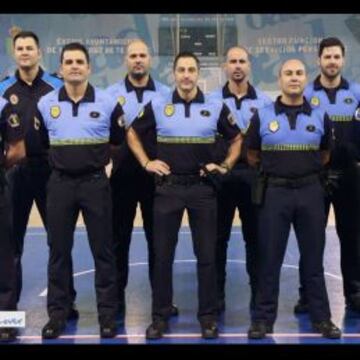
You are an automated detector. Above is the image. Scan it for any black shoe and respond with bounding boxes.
[42,318,66,339]
[100,319,117,338]
[170,304,179,317]
[293,298,309,314]
[145,320,168,340]
[200,321,219,339]
[248,321,273,339]
[0,328,18,342]
[67,304,79,321]
[313,320,341,339]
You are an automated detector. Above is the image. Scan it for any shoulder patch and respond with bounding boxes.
[8,114,20,128]
[227,113,236,126]
[138,107,145,118]
[9,94,19,105]
[34,117,41,130]
[117,115,126,127]
[354,108,360,121]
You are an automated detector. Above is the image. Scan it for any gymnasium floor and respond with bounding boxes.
[8,223,360,345]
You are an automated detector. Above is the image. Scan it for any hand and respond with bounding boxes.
[145,159,171,176]
[200,163,228,176]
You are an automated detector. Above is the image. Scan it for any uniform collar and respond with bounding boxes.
[274,96,312,115]
[222,81,257,100]
[125,75,156,92]
[15,66,44,86]
[172,87,205,104]
[313,75,349,91]
[58,83,95,103]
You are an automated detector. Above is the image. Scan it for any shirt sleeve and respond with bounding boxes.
[34,105,49,149]
[109,103,126,146]
[216,103,241,140]
[1,102,23,143]
[131,102,156,135]
[245,111,261,151]
[320,112,333,151]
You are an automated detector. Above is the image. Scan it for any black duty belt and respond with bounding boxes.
[156,174,204,186]
[267,173,320,188]
[54,168,105,179]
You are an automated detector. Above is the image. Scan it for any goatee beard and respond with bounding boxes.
[131,72,146,81]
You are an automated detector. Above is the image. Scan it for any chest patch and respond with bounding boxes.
[269,120,279,133]
[50,106,61,119]
[306,124,316,132]
[200,109,211,117]
[164,104,175,117]
[310,96,320,107]
[90,111,100,118]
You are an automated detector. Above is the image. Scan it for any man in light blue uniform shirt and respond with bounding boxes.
[295,37,360,315]
[106,39,178,320]
[37,43,124,340]
[209,46,272,313]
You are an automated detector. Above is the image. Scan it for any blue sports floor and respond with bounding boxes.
[7,225,360,344]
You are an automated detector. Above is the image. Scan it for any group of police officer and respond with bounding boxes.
[0,30,359,342]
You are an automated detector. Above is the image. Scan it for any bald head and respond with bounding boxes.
[126,39,150,56]
[278,59,307,100]
[278,59,306,77]
[125,39,151,81]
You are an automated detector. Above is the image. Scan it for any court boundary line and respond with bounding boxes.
[15,333,360,340]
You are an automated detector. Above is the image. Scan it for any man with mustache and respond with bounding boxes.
[127,52,242,339]
[246,59,341,339]
[209,46,272,314]
[106,39,178,321]
[38,43,123,339]
[294,37,360,315]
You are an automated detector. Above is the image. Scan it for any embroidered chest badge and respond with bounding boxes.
[50,106,61,119]
[164,104,175,117]
[90,111,100,118]
[306,124,316,132]
[269,120,279,133]
[118,96,126,106]
[310,96,320,107]
[200,109,211,117]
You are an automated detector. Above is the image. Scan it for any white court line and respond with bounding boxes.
[16,333,360,340]
[27,230,237,236]
[38,259,342,297]
[26,228,338,236]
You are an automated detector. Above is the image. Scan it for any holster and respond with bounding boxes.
[251,168,267,206]
[320,168,343,196]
